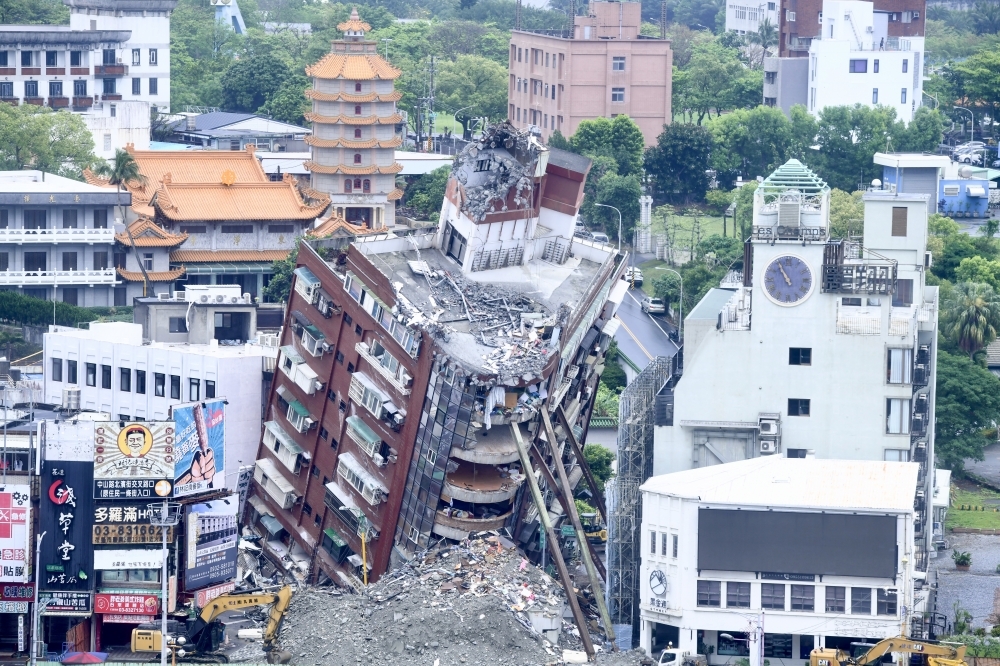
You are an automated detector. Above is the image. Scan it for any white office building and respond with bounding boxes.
[764,0,924,121]
[655,159,938,555]
[725,1,779,35]
[43,317,276,488]
[639,457,920,661]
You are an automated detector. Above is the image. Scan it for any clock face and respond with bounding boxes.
[650,569,667,596]
[763,255,814,306]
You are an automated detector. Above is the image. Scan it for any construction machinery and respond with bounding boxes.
[810,637,967,666]
[132,586,294,664]
[581,512,608,543]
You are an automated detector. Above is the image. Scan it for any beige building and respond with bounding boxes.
[508,1,672,146]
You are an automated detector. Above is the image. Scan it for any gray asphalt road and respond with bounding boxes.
[931,533,1000,630]
[613,286,679,371]
[964,443,1000,486]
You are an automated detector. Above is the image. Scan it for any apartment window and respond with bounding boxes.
[872,88,879,104]
[24,252,46,271]
[189,378,200,401]
[51,358,63,382]
[347,362,355,373]
[849,59,868,73]
[884,449,909,462]
[611,87,625,103]
[86,363,96,387]
[353,153,362,164]
[787,448,807,458]
[149,48,157,65]
[612,56,625,71]
[719,633,750,657]
[0,82,10,98]
[136,369,146,394]
[873,59,879,73]
[67,360,77,384]
[851,587,872,614]
[790,585,814,611]
[132,78,140,95]
[179,225,206,234]
[0,252,6,271]
[354,128,362,138]
[170,375,180,400]
[877,589,897,616]
[789,347,811,365]
[0,52,6,67]
[21,51,32,67]
[62,210,77,228]
[49,81,62,97]
[893,279,913,307]
[118,367,130,392]
[826,586,846,613]
[142,253,153,270]
[887,348,913,384]
[657,532,666,555]
[94,209,107,228]
[786,10,795,20]
[62,252,78,271]
[518,47,523,62]
[788,399,810,416]
[672,534,678,558]
[901,88,907,104]
[335,351,344,364]
[886,398,911,434]
[761,583,785,609]
[205,380,215,398]
[696,580,721,607]
[46,51,57,67]
[649,531,656,554]
[168,317,187,333]
[154,373,165,397]
[149,78,157,95]
[24,210,46,229]
[727,582,750,608]
[103,78,116,95]
[302,503,312,516]
[110,104,116,117]
[131,49,140,66]
[765,71,776,84]
[101,364,112,389]
[902,58,908,73]
[70,51,81,67]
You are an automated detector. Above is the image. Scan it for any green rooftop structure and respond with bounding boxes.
[758,159,830,196]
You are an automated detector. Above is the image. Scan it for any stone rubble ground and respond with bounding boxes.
[229,535,651,665]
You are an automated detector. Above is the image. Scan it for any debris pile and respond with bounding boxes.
[452,121,540,223]
[233,536,650,665]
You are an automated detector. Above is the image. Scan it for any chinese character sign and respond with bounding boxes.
[39,462,93,591]
[94,421,175,499]
[172,400,226,498]
[0,486,29,582]
[92,503,170,544]
[184,494,238,591]
[95,593,159,615]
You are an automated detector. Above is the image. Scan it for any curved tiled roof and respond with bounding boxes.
[302,161,403,175]
[154,177,330,221]
[170,249,292,263]
[304,135,402,149]
[115,218,188,247]
[117,267,186,282]
[304,89,402,103]
[337,7,371,33]
[386,187,404,201]
[308,212,381,238]
[305,112,403,126]
[305,54,401,81]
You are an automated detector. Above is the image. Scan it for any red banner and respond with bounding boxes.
[94,593,159,615]
[0,582,33,601]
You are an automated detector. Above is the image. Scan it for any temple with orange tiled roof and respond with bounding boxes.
[86,144,331,300]
[114,218,189,300]
[304,7,404,230]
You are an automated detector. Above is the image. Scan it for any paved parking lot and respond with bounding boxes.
[931,533,1000,631]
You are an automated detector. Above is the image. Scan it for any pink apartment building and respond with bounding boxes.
[508,1,673,146]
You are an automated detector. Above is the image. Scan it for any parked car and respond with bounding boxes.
[573,229,593,240]
[592,232,610,245]
[958,152,983,165]
[623,267,643,286]
[641,297,666,314]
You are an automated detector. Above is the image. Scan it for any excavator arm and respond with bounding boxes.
[187,586,294,651]
[854,639,966,666]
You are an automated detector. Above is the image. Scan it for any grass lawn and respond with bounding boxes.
[636,259,671,297]
[649,207,736,258]
[947,481,1000,530]
[432,113,463,135]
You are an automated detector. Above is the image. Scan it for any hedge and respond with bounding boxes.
[0,291,131,328]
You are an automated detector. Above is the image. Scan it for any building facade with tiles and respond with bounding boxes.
[303,9,404,230]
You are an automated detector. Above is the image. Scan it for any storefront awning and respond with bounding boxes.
[323,528,347,548]
[968,185,987,197]
[294,266,320,288]
[260,514,285,536]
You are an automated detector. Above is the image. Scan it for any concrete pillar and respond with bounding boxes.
[637,195,653,254]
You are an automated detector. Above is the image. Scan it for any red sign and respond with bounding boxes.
[103,613,156,624]
[194,581,235,608]
[0,492,27,539]
[94,593,159,615]
[0,583,33,601]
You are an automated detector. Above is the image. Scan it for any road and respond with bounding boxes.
[964,442,1000,487]
[613,285,679,372]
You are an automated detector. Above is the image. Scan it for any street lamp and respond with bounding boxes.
[594,203,623,253]
[149,501,181,666]
[663,267,683,342]
[954,105,974,141]
[30,531,46,666]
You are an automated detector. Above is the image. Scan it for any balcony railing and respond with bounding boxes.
[822,263,896,294]
[72,97,94,109]
[0,269,118,286]
[48,97,69,109]
[70,67,90,75]
[94,64,128,76]
[355,341,412,395]
[0,228,115,244]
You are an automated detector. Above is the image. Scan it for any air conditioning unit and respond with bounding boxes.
[116,57,123,64]
[865,25,873,32]
[361,484,383,506]
[215,294,225,303]
[372,453,387,467]
[759,437,778,455]
[914,394,928,413]
[759,418,780,436]
[200,295,209,303]
[320,341,333,354]
[230,296,240,304]
[157,292,171,300]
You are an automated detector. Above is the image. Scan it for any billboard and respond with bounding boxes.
[95,593,159,615]
[39,462,93,592]
[172,400,226,498]
[0,486,29,582]
[184,494,238,591]
[92,503,172,545]
[94,421,175,499]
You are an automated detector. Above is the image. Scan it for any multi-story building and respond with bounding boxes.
[245,122,624,587]
[114,217,188,303]
[639,457,921,660]
[303,9,404,230]
[766,0,925,119]
[725,1,780,36]
[655,158,939,558]
[0,170,120,305]
[508,1,673,146]
[777,0,923,57]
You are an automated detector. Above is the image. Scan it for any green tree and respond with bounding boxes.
[570,117,613,155]
[788,105,818,161]
[972,0,1000,34]
[221,50,291,112]
[664,23,715,68]
[950,48,1000,128]
[0,0,68,24]
[568,115,644,176]
[645,123,713,204]
[547,129,571,150]
[935,348,1000,471]
[746,18,778,66]
[0,105,97,179]
[708,106,793,182]
[600,340,627,392]
[257,75,310,125]
[592,383,620,419]
[683,41,751,121]
[264,243,300,303]
[436,55,508,138]
[404,166,450,220]
[671,0,724,31]
[955,256,1000,288]
[583,444,616,487]
[932,231,980,282]
[897,107,946,152]
[813,104,904,192]
[652,271,683,316]
[595,173,642,242]
[942,281,1000,358]
[828,189,865,240]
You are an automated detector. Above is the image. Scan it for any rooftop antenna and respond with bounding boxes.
[515,0,522,31]
[661,0,667,38]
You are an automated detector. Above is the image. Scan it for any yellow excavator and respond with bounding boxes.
[811,637,967,666]
[132,586,294,664]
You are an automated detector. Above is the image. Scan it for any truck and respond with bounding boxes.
[131,586,294,664]
[658,646,708,666]
[810,636,967,666]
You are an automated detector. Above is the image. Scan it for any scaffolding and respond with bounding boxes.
[606,355,675,649]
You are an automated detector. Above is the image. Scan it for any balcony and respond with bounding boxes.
[253,458,300,510]
[70,67,90,76]
[449,426,521,465]
[72,97,94,110]
[0,268,118,286]
[46,68,65,75]
[822,241,897,295]
[94,64,128,76]
[355,341,412,395]
[432,509,512,540]
[101,94,122,101]
[717,288,751,331]
[47,97,69,109]
[1,98,18,106]
[24,97,43,106]
[443,462,523,504]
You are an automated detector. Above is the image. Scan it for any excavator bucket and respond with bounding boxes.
[266,650,292,664]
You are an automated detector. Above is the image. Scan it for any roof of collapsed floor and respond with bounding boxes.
[360,243,603,386]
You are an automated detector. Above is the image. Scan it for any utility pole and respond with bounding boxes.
[426,56,436,153]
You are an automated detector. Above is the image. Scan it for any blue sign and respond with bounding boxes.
[172,400,226,497]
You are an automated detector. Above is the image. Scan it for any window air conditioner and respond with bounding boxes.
[372,453,386,467]
[759,438,778,455]
[361,484,383,505]
[865,26,873,32]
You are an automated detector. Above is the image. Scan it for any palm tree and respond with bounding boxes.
[748,18,778,67]
[943,282,1000,359]
[94,149,151,296]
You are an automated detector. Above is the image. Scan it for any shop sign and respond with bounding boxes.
[0,486,30,582]
[93,421,175,499]
[95,593,159,615]
[93,549,163,570]
[172,400,226,498]
[195,581,235,608]
[18,614,24,651]
[0,601,28,613]
[92,524,172,545]
[103,613,155,624]
[38,591,92,614]
[0,582,34,600]
[184,495,238,590]
[39,463,93,591]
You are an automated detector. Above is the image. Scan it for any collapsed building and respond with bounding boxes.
[243,122,629,605]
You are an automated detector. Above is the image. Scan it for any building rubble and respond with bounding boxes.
[453,121,541,223]
[230,534,651,665]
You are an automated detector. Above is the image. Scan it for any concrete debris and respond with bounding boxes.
[230,535,649,665]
